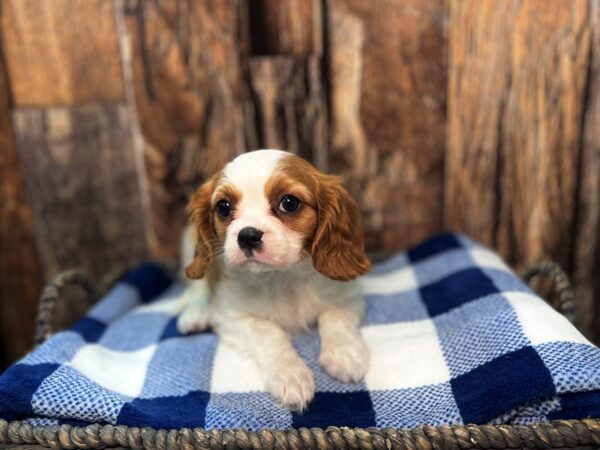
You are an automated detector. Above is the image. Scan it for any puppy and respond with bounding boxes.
[177,149,371,411]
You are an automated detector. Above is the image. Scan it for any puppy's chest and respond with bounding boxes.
[268,282,322,330]
[217,277,323,332]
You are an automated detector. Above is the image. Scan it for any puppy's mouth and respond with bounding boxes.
[229,258,276,274]
[241,258,271,269]
[228,250,286,271]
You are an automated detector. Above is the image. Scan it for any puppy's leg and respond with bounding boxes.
[220,318,315,411]
[176,279,211,334]
[318,307,369,383]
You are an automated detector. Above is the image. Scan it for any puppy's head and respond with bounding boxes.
[185,150,371,281]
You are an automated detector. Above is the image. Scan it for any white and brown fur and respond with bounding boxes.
[176,149,371,411]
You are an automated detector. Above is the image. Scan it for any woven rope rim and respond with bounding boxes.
[13,260,584,449]
[2,418,600,449]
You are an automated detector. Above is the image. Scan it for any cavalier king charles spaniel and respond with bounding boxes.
[176,149,371,411]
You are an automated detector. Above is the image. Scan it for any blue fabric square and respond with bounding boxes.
[20,332,86,365]
[549,391,600,420]
[159,317,181,340]
[421,268,499,316]
[98,313,171,351]
[491,397,561,425]
[25,418,60,426]
[205,393,292,429]
[0,363,59,420]
[32,366,127,424]
[370,383,461,427]
[413,248,473,286]
[480,268,532,293]
[71,317,107,343]
[292,391,375,428]
[118,390,210,428]
[435,294,528,376]
[87,283,141,323]
[58,418,90,427]
[364,290,429,325]
[536,342,600,393]
[451,346,555,423]
[121,263,173,303]
[408,232,462,262]
[140,334,218,398]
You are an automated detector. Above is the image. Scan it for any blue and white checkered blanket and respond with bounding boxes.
[2,233,600,429]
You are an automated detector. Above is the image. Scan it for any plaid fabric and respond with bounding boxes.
[1,233,600,430]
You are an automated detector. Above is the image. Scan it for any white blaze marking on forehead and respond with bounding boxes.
[222,149,290,215]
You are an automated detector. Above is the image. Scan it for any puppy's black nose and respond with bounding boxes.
[238,227,263,251]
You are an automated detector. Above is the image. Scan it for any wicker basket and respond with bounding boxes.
[1,262,599,450]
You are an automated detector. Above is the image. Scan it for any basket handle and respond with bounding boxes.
[34,263,155,344]
[34,270,94,345]
[521,261,578,327]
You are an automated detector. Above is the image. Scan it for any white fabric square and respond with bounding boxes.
[210,343,265,393]
[469,248,511,272]
[363,320,450,390]
[507,292,591,346]
[68,344,157,397]
[360,266,418,295]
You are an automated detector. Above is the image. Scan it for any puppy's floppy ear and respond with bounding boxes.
[311,175,371,281]
[185,174,218,279]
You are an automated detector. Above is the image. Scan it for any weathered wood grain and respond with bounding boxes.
[0,0,124,106]
[122,0,251,259]
[445,0,595,338]
[0,39,42,368]
[445,0,591,267]
[248,56,327,168]
[496,0,591,271]
[245,0,327,168]
[247,0,322,56]
[328,0,447,252]
[328,2,366,178]
[12,104,148,280]
[574,1,600,341]
[444,1,519,247]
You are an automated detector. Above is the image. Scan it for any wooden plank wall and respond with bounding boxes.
[0,26,42,367]
[327,0,447,250]
[0,0,599,367]
[0,0,150,368]
[445,0,600,339]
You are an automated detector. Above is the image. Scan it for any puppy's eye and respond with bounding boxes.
[278,195,301,213]
[216,200,232,218]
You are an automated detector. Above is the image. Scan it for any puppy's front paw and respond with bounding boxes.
[267,358,315,412]
[320,336,369,383]
[177,306,210,334]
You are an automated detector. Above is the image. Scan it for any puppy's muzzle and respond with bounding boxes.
[238,227,263,253]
